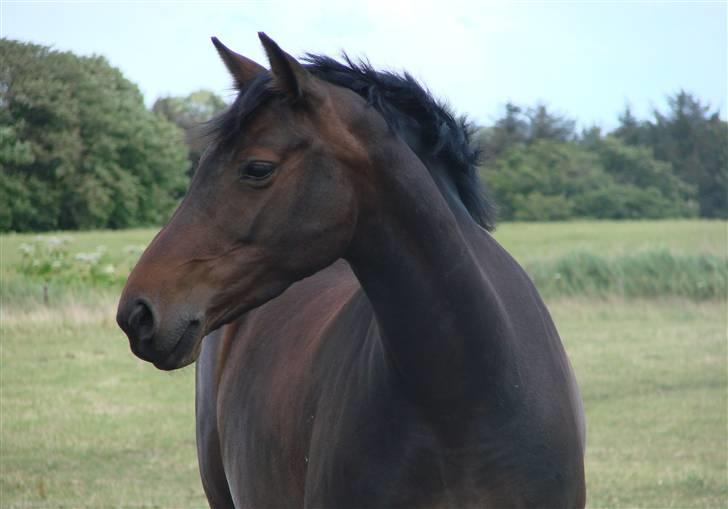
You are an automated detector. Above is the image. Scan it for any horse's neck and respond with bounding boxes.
[345,139,513,424]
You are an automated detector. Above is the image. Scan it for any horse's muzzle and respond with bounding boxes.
[117,297,202,370]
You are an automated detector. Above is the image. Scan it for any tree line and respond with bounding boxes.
[1,39,725,232]
[477,98,727,221]
[1,39,189,232]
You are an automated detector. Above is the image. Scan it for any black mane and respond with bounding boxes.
[304,55,496,230]
[206,55,497,230]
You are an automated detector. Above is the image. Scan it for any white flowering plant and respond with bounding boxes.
[18,237,144,287]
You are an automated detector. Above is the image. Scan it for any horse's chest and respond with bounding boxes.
[215,351,317,506]
[218,391,451,508]
[208,343,579,508]
[214,332,450,507]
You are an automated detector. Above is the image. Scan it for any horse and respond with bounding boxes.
[117,33,586,508]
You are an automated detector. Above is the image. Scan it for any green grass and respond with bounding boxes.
[554,299,726,508]
[493,219,726,264]
[2,220,726,305]
[496,220,727,300]
[2,220,722,268]
[1,298,724,507]
[1,299,204,508]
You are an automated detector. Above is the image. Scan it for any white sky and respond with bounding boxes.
[2,1,726,130]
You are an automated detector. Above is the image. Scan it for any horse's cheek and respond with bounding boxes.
[273,170,355,273]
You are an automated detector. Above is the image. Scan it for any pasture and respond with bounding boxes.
[1,220,726,507]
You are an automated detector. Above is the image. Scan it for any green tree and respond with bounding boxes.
[579,125,604,149]
[480,137,696,221]
[613,105,646,147]
[475,103,529,164]
[0,39,188,232]
[613,92,727,218]
[477,103,576,166]
[646,91,727,218]
[526,104,575,142]
[594,136,696,214]
[481,140,609,220]
[152,90,226,131]
[152,90,227,175]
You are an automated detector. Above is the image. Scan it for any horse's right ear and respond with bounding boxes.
[211,37,265,89]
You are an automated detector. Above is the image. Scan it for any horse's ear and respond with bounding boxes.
[211,37,265,89]
[258,32,313,101]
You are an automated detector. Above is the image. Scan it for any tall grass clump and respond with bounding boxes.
[528,249,727,300]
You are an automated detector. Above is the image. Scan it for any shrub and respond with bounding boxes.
[17,236,143,288]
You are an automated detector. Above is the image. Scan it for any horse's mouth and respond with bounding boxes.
[153,319,204,371]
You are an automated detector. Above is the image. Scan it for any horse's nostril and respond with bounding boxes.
[128,300,156,343]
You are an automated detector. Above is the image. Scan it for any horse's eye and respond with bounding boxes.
[240,161,276,181]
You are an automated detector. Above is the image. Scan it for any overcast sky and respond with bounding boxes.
[3,1,726,130]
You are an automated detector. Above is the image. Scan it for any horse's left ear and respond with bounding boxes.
[258,32,314,101]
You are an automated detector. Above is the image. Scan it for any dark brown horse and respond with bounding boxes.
[117,33,586,508]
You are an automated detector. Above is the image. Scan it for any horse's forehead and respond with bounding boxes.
[212,84,370,169]
[224,104,302,151]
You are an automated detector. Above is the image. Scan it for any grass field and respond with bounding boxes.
[1,220,726,508]
[2,219,725,268]
[494,219,726,263]
[2,220,725,307]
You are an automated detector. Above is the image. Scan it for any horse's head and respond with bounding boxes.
[117,34,375,370]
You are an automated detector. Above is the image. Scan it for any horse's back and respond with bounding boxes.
[468,227,587,505]
[476,228,585,443]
